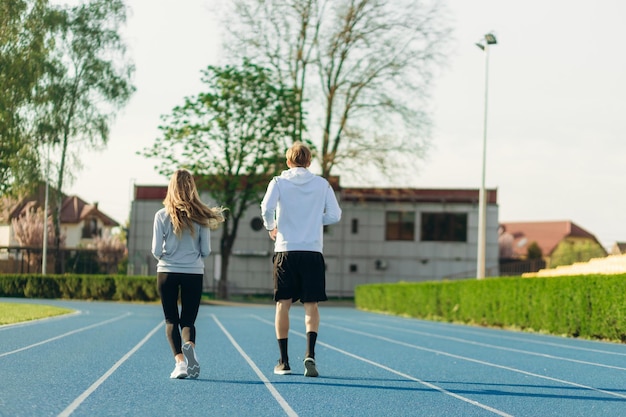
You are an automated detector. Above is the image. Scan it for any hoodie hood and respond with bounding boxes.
[279,167,316,185]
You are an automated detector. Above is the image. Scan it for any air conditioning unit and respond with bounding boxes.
[375,259,388,270]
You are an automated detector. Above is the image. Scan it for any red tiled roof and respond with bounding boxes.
[499,220,601,257]
[1,183,118,227]
[60,196,118,226]
[134,186,167,201]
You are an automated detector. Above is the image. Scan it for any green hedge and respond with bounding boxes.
[0,274,159,302]
[355,274,626,342]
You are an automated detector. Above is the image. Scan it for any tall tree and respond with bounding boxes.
[0,0,54,199]
[220,0,451,181]
[141,61,298,299]
[41,0,135,272]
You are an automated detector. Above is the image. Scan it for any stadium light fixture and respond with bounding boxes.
[476,33,497,279]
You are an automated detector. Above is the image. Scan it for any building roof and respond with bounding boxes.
[612,242,626,255]
[499,220,602,257]
[134,185,167,201]
[59,195,118,226]
[341,188,497,204]
[0,183,119,227]
[134,184,498,206]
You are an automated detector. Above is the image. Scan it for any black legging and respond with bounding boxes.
[157,272,203,356]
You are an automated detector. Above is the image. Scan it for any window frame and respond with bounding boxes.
[420,212,468,242]
[385,211,415,241]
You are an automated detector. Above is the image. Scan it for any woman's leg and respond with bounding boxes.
[179,273,203,344]
[157,272,183,360]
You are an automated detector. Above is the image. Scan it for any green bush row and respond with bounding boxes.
[355,274,626,343]
[0,274,159,302]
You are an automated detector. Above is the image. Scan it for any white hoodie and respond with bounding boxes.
[260,167,342,253]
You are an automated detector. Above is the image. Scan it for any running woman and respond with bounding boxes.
[152,169,226,379]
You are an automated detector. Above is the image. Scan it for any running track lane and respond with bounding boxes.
[1,298,625,416]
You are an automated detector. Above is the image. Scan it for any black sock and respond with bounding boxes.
[278,338,289,363]
[305,332,317,359]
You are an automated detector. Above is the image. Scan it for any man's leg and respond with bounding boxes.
[274,299,292,374]
[275,299,292,339]
[304,302,319,333]
[303,302,320,377]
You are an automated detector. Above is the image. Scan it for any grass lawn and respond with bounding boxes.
[0,302,74,325]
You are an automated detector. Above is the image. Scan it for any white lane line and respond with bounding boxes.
[211,314,298,417]
[350,320,626,371]
[0,312,132,358]
[348,315,626,357]
[57,321,163,417]
[250,316,513,417]
[326,323,626,400]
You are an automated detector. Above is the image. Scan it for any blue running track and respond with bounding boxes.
[1,297,625,417]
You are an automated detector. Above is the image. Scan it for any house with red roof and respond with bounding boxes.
[0,183,119,249]
[498,220,607,268]
[611,242,626,255]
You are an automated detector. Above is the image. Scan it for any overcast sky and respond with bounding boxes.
[66,0,626,251]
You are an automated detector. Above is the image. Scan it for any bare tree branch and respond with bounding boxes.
[220,0,451,183]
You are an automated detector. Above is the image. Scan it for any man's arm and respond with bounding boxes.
[323,184,342,225]
[261,178,279,231]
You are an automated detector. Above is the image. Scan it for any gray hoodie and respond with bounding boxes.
[260,167,342,253]
[151,208,211,274]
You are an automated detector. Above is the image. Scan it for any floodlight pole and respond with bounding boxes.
[476,33,497,279]
[42,141,50,275]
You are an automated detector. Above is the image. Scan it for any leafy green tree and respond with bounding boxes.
[550,239,607,268]
[0,0,54,198]
[40,0,135,272]
[220,0,451,180]
[141,60,299,299]
[527,241,543,260]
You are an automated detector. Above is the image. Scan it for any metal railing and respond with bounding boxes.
[0,246,125,275]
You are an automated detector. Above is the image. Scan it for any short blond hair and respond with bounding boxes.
[286,141,311,167]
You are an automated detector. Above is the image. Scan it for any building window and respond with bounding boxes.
[349,264,358,272]
[351,218,359,234]
[385,211,415,241]
[421,212,467,242]
[82,218,99,238]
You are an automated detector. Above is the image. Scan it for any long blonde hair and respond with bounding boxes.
[163,169,226,237]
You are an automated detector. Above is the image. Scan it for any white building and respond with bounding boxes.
[128,181,499,297]
[0,184,119,246]
[0,183,120,273]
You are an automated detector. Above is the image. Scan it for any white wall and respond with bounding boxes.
[128,190,500,296]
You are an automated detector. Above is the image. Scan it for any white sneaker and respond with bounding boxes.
[304,357,318,377]
[183,343,200,379]
[170,361,188,379]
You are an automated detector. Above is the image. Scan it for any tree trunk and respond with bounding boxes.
[52,187,63,274]
[53,114,72,273]
[217,233,232,299]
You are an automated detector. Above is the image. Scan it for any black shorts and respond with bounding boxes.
[273,251,328,303]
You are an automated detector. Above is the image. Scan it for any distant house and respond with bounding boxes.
[611,242,626,255]
[498,220,607,268]
[0,183,119,249]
